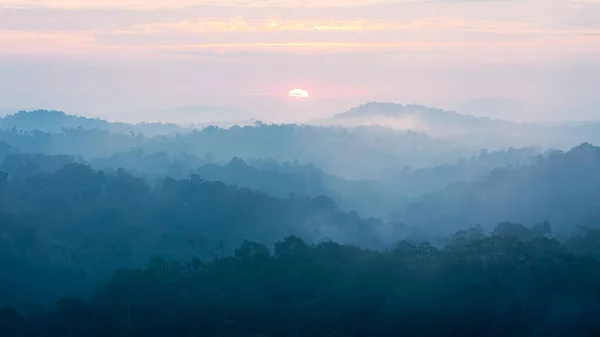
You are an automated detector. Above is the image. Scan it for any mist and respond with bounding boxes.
[3,99,600,337]
[4,0,600,335]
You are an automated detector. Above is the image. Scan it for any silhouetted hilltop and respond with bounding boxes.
[324,102,600,148]
[340,102,490,125]
[0,110,187,136]
[0,110,102,131]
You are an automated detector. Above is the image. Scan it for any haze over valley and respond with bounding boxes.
[3,0,600,336]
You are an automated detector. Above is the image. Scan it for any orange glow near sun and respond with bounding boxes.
[288,88,309,98]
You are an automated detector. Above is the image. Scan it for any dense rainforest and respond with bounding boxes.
[2,110,600,336]
[0,163,393,305]
[5,225,600,337]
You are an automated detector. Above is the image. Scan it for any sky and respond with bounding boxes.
[1,0,600,123]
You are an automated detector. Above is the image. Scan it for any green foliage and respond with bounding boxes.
[5,232,600,337]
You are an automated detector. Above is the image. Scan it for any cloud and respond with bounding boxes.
[1,0,599,59]
[1,0,600,124]
[0,0,390,10]
[0,30,96,56]
[3,0,600,30]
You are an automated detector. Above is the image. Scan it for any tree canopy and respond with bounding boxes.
[2,110,600,337]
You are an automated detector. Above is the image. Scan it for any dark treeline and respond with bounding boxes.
[5,224,600,337]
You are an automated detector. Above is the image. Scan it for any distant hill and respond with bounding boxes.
[329,102,511,130]
[6,106,600,151]
[0,107,256,134]
[404,143,600,234]
[339,102,495,126]
[317,102,600,149]
[0,110,188,136]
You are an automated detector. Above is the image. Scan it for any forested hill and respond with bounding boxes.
[327,102,600,148]
[0,109,567,182]
[0,144,544,219]
[0,147,401,220]
[0,164,394,306]
[405,143,600,234]
[0,110,187,136]
[337,102,497,128]
[0,120,474,180]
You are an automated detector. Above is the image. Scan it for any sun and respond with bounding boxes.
[288,88,309,98]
